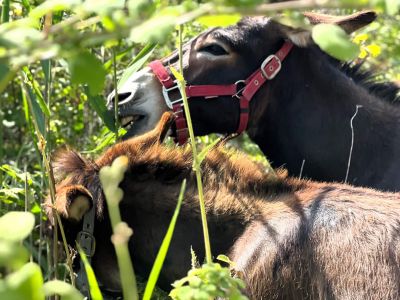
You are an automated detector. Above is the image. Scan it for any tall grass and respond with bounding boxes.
[173,24,213,264]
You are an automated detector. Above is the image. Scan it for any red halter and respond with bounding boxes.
[149,41,293,145]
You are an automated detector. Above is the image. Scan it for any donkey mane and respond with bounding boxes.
[339,62,400,105]
[52,141,299,219]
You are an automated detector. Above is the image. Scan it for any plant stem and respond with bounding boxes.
[100,157,138,300]
[21,80,75,285]
[112,47,120,140]
[177,25,212,264]
[1,0,10,23]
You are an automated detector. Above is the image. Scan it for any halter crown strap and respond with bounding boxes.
[149,41,293,145]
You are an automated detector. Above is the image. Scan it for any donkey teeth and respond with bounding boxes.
[120,115,140,129]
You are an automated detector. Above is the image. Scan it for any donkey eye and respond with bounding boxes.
[199,44,228,56]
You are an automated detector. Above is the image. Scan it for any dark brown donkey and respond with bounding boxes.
[107,11,400,191]
[48,113,400,299]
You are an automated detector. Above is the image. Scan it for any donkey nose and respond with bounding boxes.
[106,90,135,107]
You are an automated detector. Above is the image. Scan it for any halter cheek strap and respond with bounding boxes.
[149,41,293,145]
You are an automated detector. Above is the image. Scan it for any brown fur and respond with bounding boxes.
[48,113,400,299]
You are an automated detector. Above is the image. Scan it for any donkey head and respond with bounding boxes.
[107,11,376,141]
[47,112,204,290]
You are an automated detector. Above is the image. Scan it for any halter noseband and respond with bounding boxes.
[149,41,293,145]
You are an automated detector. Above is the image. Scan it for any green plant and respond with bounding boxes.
[1,0,399,299]
[99,155,138,300]
[0,211,83,300]
[170,259,247,300]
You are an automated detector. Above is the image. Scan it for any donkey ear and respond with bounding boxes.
[303,10,377,34]
[278,23,313,48]
[52,185,92,222]
[142,111,175,145]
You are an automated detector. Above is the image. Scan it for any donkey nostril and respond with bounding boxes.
[116,92,133,102]
[107,91,135,107]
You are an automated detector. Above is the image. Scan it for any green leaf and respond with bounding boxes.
[23,83,46,136]
[130,15,175,44]
[386,0,400,15]
[0,240,29,269]
[197,14,241,27]
[103,45,135,71]
[0,262,44,300]
[0,212,35,242]
[40,60,51,84]
[0,62,10,85]
[67,51,106,95]
[117,43,156,88]
[29,0,81,19]
[169,66,184,82]
[43,280,84,300]
[312,24,359,61]
[197,138,222,165]
[82,127,126,154]
[85,87,116,132]
[143,179,186,300]
[76,245,103,300]
[22,66,50,118]
[216,254,235,266]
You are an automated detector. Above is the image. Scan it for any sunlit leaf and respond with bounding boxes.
[0,240,29,269]
[0,212,35,242]
[40,60,51,84]
[143,179,186,300]
[312,24,359,61]
[22,66,50,118]
[82,127,126,154]
[29,0,81,19]
[85,87,116,132]
[0,262,44,300]
[43,280,84,300]
[169,66,184,82]
[197,14,241,27]
[0,28,43,49]
[81,0,125,16]
[22,83,46,135]
[76,245,103,300]
[67,51,106,95]
[386,0,400,15]
[222,0,262,6]
[117,43,156,88]
[130,15,175,44]
[197,138,222,165]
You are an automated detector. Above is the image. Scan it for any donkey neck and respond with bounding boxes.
[249,47,400,191]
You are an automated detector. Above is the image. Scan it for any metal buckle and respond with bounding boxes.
[261,55,281,79]
[77,231,96,257]
[233,80,246,99]
[162,83,183,109]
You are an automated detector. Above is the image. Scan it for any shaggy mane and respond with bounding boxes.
[95,141,296,199]
[340,62,400,105]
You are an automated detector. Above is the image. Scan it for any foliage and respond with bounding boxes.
[0,0,399,299]
[312,24,359,61]
[0,212,83,300]
[170,261,248,300]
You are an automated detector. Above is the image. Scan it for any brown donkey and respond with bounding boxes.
[48,113,400,299]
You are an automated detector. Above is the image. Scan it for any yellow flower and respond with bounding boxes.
[359,47,368,59]
[353,33,368,44]
[365,44,381,57]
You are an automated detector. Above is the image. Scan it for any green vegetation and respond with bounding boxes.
[0,0,399,299]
